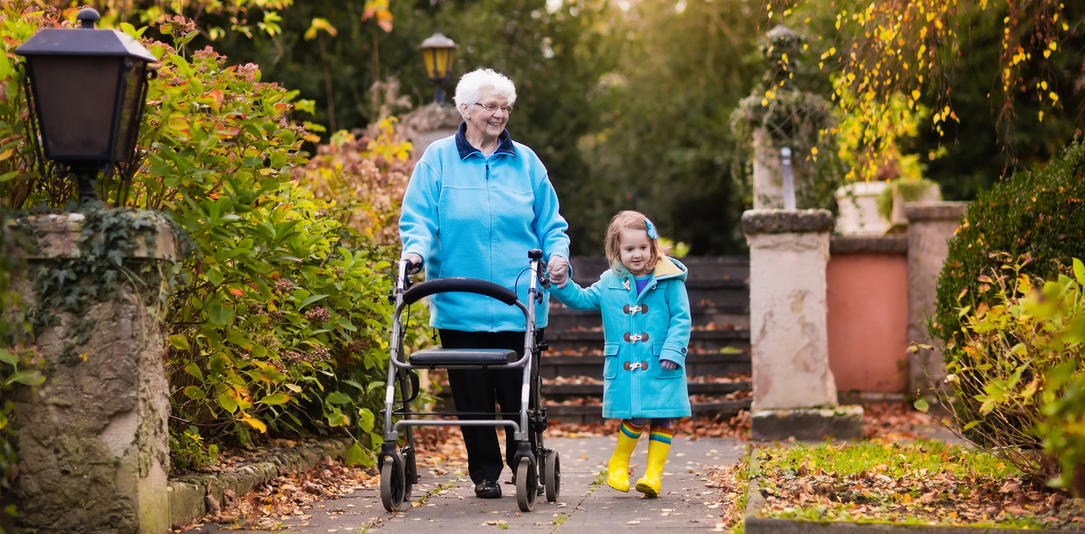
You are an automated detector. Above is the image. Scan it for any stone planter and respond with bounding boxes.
[836,180,942,236]
[887,180,942,229]
[835,181,890,236]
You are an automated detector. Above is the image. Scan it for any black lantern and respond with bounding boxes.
[16,7,156,202]
[417,32,457,103]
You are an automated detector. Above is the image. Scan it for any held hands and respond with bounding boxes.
[660,359,679,371]
[403,253,423,274]
[547,255,570,288]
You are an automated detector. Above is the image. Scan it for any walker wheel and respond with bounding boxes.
[515,457,537,512]
[402,446,417,501]
[543,449,560,502]
[380,453,407,512]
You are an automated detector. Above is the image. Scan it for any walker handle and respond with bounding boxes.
[400,278,519,307]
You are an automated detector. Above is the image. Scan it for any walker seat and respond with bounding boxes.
[408,348,517,367]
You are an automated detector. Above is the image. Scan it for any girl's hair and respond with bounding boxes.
[453,68,517,120]
[604,210,661,273]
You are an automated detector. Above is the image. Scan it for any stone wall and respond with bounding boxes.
[827,236,909,395]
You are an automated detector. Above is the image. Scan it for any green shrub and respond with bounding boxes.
[929,138,1085,465]
[933,138,1085,350]
[927,254,1085,497]
[135,27,420,465]
[0,4,428,472]
[1032,259,1085,495]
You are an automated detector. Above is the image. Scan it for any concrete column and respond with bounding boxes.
[904,201,967,397]
[13,211,179,534]
[742,209,862,440]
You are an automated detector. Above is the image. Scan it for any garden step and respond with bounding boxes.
[569,256,749,283]
[540,350,751,379]
[545,328,751,354]
[546,306,749,332]
[541,398,751,424]
[542,380,751,398]
[550,279,749,314]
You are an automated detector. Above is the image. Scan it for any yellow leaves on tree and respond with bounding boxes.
[773,0,1072,141]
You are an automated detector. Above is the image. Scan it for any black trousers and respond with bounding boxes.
[439,329,540,484]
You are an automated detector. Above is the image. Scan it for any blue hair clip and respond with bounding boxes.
[644,218,658,239]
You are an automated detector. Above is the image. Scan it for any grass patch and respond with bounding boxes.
[748,438,1084,530]
[592,469,607,488]
[754,438,1017,480]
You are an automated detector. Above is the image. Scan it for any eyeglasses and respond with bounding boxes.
[473,102,513,114]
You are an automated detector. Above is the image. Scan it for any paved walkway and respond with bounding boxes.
[185,435,745,533]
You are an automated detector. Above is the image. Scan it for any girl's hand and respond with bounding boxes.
[660,359,679,370]
[548,255,570,288]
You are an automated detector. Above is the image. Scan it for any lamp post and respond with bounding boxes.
[16,7,156,203]
[417,31,457,104]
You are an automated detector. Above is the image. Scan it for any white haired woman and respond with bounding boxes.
[399,67,571,499]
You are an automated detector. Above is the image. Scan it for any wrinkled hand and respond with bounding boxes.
[404,253,423,274]
[548,255,569,288]
[660,359,679,371]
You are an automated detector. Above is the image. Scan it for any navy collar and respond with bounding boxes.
[455,122,517,160]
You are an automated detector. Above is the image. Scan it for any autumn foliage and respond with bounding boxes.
[0,2,428,474]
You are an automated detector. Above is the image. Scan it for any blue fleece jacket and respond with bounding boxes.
[399,123,570,331]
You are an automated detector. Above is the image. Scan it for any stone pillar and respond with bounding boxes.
[12,211,179,534]
[904,201,967,397]
[742,209,862,440]
[399,102,462,162]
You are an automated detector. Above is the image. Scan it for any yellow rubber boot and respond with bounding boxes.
[635,429,672,497]
[607,421,643,492]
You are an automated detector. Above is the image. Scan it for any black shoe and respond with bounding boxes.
[475,479,501,499]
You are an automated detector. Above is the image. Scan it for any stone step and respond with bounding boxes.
[541,398,751,424]
[542,380,751,399]
[554,278,749,312]
[569,256,750,283]
[545,328,750,354]
[540,350,750,379]
[546,306,749,332]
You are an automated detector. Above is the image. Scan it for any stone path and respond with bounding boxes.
[183,435,745,533]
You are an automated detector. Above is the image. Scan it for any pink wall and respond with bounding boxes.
[827,252,909,393]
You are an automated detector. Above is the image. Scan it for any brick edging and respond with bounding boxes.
[167,438,352,528]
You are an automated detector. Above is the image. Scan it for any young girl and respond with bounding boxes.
[547,210,691,497]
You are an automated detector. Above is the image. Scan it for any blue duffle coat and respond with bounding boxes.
[552,257,692,419]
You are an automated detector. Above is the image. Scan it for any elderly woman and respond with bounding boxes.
[399,68,571,499]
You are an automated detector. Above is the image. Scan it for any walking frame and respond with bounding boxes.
[378,249,560,512]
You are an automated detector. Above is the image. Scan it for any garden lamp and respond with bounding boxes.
[417,31,457,103]
[16,7,156,202]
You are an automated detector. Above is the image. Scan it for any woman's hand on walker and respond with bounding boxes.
[404,253,424,274]
[660,359,679,370]
[548,256,569,288]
